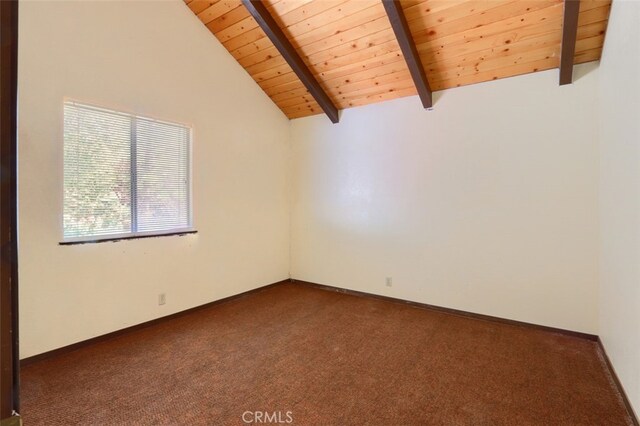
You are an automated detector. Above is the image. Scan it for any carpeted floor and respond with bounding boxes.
[21,282,634,425]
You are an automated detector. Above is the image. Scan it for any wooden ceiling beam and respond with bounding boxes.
[241,0,340,123]
[559,0,580,85]
[382,0,432,109]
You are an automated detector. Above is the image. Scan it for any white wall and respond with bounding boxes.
[291,63,601,334]
[18,6,638,416]
[598,0,640,415]
[18,0,291,358]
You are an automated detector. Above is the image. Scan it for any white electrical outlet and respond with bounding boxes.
[386,277,393,287]
[158,293,166,305]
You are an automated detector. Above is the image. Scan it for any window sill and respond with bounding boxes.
[59,230,198,245]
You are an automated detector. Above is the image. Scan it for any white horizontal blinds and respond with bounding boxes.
[63,103,132,238]
[63,101,192,240]
[135,118,190,232]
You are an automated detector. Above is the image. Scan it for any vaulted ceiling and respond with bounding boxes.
[184,0,611,121]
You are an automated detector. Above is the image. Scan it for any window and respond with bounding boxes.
[63,101,193,242]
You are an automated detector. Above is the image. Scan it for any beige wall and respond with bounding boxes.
[598,0,640,415]
[290,63,601,334]
[18,0,291,358]
[19,6,639,417]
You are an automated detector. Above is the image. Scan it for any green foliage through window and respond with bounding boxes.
[63,102,191,240]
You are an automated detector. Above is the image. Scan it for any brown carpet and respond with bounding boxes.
[21,282,633,425]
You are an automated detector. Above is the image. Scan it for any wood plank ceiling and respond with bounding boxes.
[184,0,611,120]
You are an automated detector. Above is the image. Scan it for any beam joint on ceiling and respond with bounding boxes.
[382,0,433,109]
[559,0,580,85]
[242,0,340,123]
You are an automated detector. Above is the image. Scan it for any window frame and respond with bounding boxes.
[60,100,196,244]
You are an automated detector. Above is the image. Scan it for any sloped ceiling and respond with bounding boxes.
[184,0,611,120]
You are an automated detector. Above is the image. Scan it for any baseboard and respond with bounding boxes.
[596,338,640,425]
[293,279,598,341]
[20,279,291,367]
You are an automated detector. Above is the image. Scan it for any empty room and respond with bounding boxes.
[1,0,639,424]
